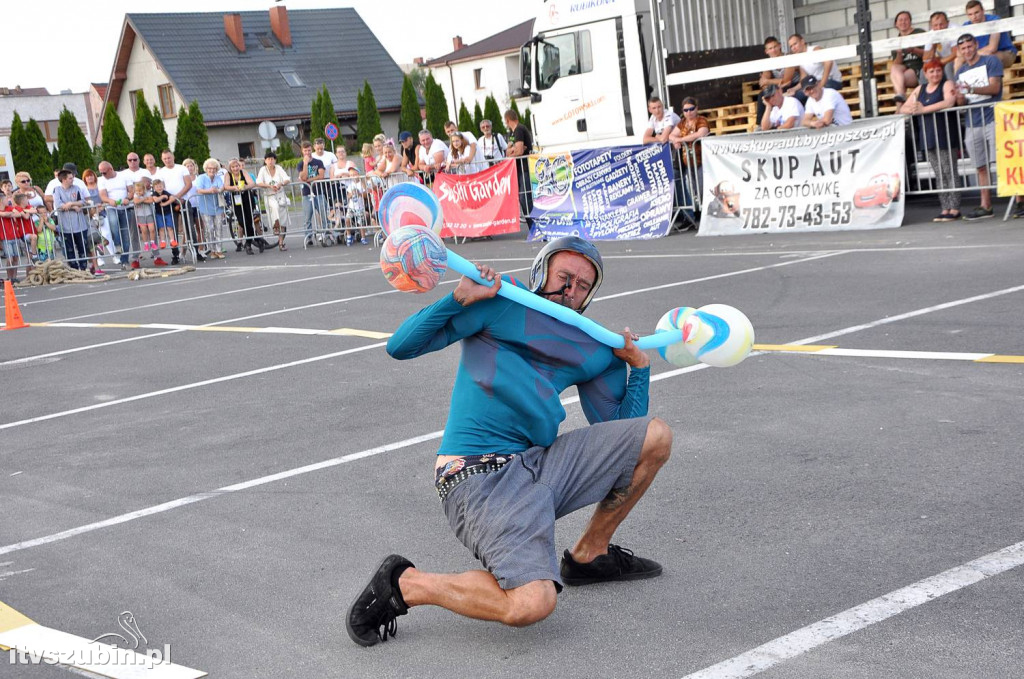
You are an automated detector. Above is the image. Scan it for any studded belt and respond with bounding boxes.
[435,454,516,502]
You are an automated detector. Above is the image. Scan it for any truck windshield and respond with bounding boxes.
[537,33,577,90]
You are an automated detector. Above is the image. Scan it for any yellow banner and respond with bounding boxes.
[994,100,1024,197]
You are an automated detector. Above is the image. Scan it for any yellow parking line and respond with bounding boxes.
[976,355,1024,363]
[753,344,837,352]
[327,328,393,339]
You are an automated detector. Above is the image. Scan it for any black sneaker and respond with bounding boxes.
[347,555,414,646]
[171,256,181,265]
[964,206,994,221]
[560,544,662,586]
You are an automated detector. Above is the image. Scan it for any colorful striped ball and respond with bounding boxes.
[380,225,448,293]
[378,182,444,236]
[655,306,701,367]
[682,304,755,368]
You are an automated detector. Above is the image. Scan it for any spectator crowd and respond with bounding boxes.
[1,109,535,285]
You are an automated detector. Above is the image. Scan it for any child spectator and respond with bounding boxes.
[0,193,29,283]
[133,179,160,264]
[151,178,178,250]
[195,158,227,259]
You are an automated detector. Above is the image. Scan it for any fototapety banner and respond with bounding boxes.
[527,144,675,241]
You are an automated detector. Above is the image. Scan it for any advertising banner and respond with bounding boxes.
[434,160,522,238]
[994,100,1024,197]
[527,144,675,241]
[698,118,905,236]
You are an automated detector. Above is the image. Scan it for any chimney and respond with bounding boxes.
[453,36,464,51]
[224,13,245,52]
[270,5,292,48]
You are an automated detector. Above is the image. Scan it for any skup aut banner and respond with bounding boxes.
[434,160,522,238]
[527,144,675,241]
[698,118,905,236]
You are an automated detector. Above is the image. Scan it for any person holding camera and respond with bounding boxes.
[477,119,507,164]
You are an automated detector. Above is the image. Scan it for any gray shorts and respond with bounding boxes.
[964,120,996,170]
[441,416,652,591]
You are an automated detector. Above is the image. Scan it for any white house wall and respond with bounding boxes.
[432,54,516,123]
[115,32,181,150]
[0,92,93,151]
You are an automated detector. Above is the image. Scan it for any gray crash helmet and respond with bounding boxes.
[528,236,604,311]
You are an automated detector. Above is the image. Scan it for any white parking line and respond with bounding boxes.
[44,266,379,322]
[680,541,1024,679]
[3,280,1022,554]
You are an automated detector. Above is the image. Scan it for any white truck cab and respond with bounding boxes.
[518,0,665,152]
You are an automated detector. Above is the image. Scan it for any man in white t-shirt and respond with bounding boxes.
[789,34,843,90]
[97,160,137,268]
[800,75,852,128]
[156,149,193,265]
[642,97,681,144]
[313,138,338,178]
[416,130,449,177]
[759,84,805,131]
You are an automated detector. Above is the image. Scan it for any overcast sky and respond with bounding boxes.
[9,0,540,94]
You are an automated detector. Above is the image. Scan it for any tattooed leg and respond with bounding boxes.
[569,418,672,563]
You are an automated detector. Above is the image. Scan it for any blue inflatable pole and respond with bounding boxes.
[445,250,681,350]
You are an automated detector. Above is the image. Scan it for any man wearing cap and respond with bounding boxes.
[954,32,1004,220]
[760,84,804,131]
[800,75,853,129]
[398,131,418,176]
[44,163,90,212]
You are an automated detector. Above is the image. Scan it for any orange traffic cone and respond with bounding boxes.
[3,280,28,330]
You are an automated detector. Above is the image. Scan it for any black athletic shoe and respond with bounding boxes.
[347,555,414,646]
[560,545,662,586]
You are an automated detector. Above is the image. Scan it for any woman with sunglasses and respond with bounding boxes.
[14,171,47,261]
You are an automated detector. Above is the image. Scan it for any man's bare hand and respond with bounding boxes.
[612,327,650,369]
[453,263,502,307]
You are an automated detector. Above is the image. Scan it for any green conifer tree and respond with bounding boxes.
[56,106,94,173]
[399,74,421,135]
[357,81,383,146]
[457,100,474,133]
[483,95,507,137]
[132,91,156,159]
[151,105,169,154]
[185,100,211,162]
[173,105,190,160]
[473,101,484,132]
[20,119,54,187]
[424,73,449,140]
[310,88,324,143]
[8,112,27,174]
[101,103,132,169]
[173,100,211,163]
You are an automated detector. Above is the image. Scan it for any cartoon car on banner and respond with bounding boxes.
[853,173,901,209]
[707,180,742,218]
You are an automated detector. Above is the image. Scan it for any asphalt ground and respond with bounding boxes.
[1,198,1022,678]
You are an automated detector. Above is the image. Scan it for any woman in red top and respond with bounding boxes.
[0,192,34,283]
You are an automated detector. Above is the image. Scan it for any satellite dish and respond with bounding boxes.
[258,120,278,141]
[284,124,299,140]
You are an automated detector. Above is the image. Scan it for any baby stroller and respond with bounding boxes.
[344,183,369,246]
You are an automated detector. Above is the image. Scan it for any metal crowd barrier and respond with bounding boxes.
[901,99,1007,217]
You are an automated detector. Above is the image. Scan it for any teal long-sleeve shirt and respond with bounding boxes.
[387,277,650,456]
